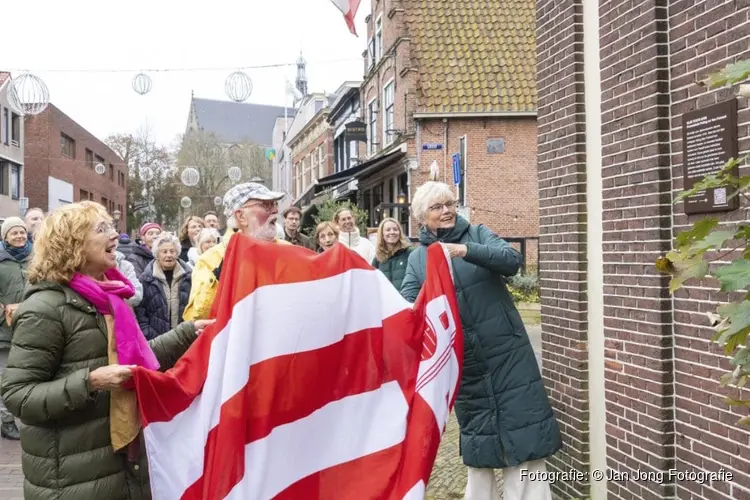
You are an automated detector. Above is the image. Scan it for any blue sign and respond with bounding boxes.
[452,153,461,186]
[422,143,443,150]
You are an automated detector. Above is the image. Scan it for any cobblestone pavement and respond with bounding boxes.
[0,324,542,499]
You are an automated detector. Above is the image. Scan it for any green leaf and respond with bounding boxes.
[714,302,750,351]
[690,230,735,255]
[724,397,750,407]
[738,416,750,426]
[714,259,750,291]
[701,59,750,88]
[675,218,719,249]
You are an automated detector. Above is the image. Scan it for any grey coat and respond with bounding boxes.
[400,217,561,469]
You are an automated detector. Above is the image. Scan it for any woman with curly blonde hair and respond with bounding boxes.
[0,201,213,500]
[371,217,413,290]
[178,215,204,264]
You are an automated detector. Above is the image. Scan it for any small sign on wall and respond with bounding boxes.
[487,138,505,154]
[681,99,739,215]
[422,143,443,150]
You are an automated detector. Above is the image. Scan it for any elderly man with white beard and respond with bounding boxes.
[182,183,291,321]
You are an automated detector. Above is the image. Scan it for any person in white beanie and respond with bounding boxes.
[0,216,31,440]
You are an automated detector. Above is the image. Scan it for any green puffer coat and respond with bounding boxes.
[0,246,30,349]
[400,217,561,469]
[0,280,198,500]
[371,247,413,290]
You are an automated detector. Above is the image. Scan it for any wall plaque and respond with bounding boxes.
[487,138,505,154]
[681,99,739,215]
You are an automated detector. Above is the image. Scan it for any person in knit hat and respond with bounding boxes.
[0,216,31,441]
[125,222,161,278]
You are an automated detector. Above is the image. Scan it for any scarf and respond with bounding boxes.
[69,268,160,374]
[69,268,159,456]
[4,241,32,262]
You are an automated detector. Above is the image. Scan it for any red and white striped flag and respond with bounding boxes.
[330,0,361,35]
[133,235,463,500]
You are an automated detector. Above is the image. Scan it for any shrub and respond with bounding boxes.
[508,272,540,303]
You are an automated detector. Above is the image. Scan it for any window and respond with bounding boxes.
[368,37,376,70]
[3,109,8,145]
[311,150,318,183]
[109,164,114,181]
[10,113,20,146]
[318,146,325,178]
[375,16,383,63]
[383,81,395,146]
[61,133,75,158]
[10,165,19,200]
[102,197,109,210]
[79,189,89,201]
[367,99,378,155]
[85,149,94,168]
[119,171,126,187]
[94,154,105,166]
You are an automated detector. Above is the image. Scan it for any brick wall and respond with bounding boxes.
[668,3,750,499]
[24,105,127,221]
[413,117,539,265]
[599,2,677,499]
[537,0,750,498]
[536,0,590,498]
[290,117,334,199]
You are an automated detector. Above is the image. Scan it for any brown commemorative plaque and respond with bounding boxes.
[681,99,739,215]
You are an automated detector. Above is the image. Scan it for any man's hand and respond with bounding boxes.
[89,365,136,391]
[194,319,216,335]
[444,244,468,259]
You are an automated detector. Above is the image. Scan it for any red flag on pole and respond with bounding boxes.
[133,236,463,499]
[330,0,361,36]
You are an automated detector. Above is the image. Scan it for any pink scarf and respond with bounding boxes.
[69,268,160,381]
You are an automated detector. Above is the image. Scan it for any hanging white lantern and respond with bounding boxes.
[8,72,50,116]
[225,71,253,102]
[132,72,153,95]
[213,196,223,207]
[139,166,154,181]
[180,167,200,187]
[180,196,192,208]
[94,163,106,175]
[228,166,242,181]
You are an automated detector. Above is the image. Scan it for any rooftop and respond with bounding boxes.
[191,97,295,146]
[405,0,536,114]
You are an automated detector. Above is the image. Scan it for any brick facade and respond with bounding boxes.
[359,0,539,262]
[290,112,334,201]
[538,1,750,498]
[24,104,126,222]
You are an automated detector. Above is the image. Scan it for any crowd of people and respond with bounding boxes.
[0,180,560,500]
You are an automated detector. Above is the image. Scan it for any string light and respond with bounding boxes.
[7,57,360,75]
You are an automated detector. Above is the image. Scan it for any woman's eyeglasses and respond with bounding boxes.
[94,223,117,235]
[428,201,457,212]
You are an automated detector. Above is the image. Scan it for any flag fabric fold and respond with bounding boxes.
[133,236,463,500]
[329,0,361,36]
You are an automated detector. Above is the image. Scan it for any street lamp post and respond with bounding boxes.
[112,209,121,232]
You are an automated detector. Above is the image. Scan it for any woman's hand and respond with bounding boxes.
[444,244,468,259]
[4,303,19,325]
[194,319,216,335]
[88,365,136,391]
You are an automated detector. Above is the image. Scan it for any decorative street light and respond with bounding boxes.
[18,197,28,217]
[397,191,407,205]
[112,209,121,231]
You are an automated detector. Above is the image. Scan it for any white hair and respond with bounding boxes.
[196,227,220,249]
[410,181,456,223]
[226,214,238,229]
[152,232,182,255]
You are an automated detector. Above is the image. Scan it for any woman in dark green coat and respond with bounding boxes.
[0,216,32,441]
[400,182,560,500]
[371,217,413,290]
[0,202,214,500]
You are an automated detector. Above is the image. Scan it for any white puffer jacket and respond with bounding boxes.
[338,227,376,264]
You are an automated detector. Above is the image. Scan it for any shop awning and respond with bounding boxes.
[314,145,408,195]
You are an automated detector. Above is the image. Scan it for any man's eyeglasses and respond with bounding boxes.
[244,200,278,212]
[428,201,457,212]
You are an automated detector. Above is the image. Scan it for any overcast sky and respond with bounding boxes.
[7,0,368,147]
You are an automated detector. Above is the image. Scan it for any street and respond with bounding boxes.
[0,323,543,500]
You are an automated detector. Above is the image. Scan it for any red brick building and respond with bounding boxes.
[314,0,539,263]
[537,1,750,499]
[24,104,127,225]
